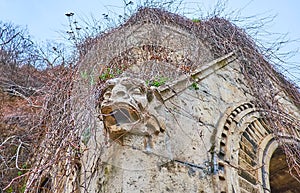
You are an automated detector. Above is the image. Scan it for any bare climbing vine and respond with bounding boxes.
[1,0,299,192]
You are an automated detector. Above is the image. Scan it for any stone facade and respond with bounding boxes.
[34,8,300,193]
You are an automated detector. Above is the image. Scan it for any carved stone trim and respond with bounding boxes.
[213,102,269,193]
[258,134,300,193]
[158,52,237,101]
[214,102,300,193]
[237,119,269,193]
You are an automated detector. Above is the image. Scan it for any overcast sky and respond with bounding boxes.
[0,0,299,83]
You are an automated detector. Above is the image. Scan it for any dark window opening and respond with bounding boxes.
[269,147,300,193]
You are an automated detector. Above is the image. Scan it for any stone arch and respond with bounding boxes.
[235,117,270,193]
[213,102,270,193]
[214,102,300,193]
[258,135,300,193]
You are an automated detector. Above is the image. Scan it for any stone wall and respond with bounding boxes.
[33,8,300,193]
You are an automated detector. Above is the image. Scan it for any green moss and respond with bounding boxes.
[17,171,22,176]
[192,18,201,23]
[147,77,168,87]
[99,67,123,81]
[20,183,26,193]
[191,82,199,90]
[6,187,13,193]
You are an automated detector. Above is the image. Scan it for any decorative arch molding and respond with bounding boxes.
[257,134,278,192]
[258,134,300,193]
[213,102,300,193]
[213,102,271,193]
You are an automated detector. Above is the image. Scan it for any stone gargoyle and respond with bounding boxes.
[99,77,166,151]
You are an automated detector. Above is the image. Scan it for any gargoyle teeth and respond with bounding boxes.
[109,125,123,132]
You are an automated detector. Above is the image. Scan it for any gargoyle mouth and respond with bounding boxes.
[101,103,140,128]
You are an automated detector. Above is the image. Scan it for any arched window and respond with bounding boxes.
[269,147,300,193]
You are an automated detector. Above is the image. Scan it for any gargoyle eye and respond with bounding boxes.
[130,87,143,95]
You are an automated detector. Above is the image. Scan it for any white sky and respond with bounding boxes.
[0,0,299,83]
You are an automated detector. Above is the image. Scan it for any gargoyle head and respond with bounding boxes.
[100,77,165,147]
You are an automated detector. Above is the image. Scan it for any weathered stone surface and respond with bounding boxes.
[73,9,300,193]
[31,8,300,193]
